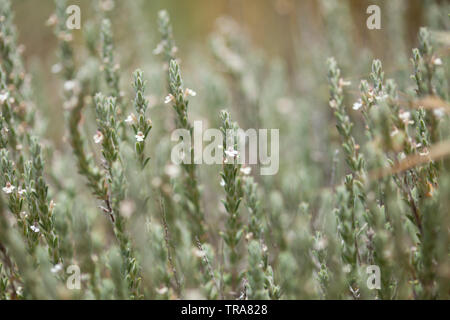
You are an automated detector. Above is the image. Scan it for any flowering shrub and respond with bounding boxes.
[0,0,449,300]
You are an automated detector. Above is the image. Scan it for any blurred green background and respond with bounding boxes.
[13,0,441,66]
[9,0,449,147]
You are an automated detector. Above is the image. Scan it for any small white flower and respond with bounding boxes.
[433,108,445,119]
[64,80,77,91]
[18,187,26,196]
[63,96,78,110]
[184,88,197,98]
[164,164,180,178]
[164,94,175,104]
[60,32,73,42]
[240,166,251,175]
[135,131,145,142]
[366,89,375,103]
[0,91,9,104]
[342,264,352,274]
[375,94,388,102]
[153,42,164,55]
[390,127,399,137]
[224,147,239,158]
[45,14,58,27]
[2,182,15,194]
[314,237,328,251]
[156,286,168,295]
[51,263,63,273]
[419,148,430,157]
[100,0,115,11]
[276,97,294,114]
[220,179,226,187]
[339,78,351,87]
[399,110,414,125]
[329,99,338,109]
[30,225,40,233]
[49,200,56,212]
[51,63,62,74]
[261,243,268,253]
[93,131,103,144]
[433,57,442,66]
[120,200,136,219]
[192,247,206,258]
[352,100,363,111]
[125,113,136,124]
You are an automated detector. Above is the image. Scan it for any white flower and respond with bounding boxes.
[45,14,58,27]
[156,286,168,295]
[193,248,206,258]
[276,97,294,114]
[433,108,445,119]
[51,63,62,74]
[240,166,251,175]
[329,99,338,109]
[220,179,226,187]
[153,42,164,55]
[314,237,328,251]
[366,89,375,103]
[342,264,352,274]
[375,94,388,102]
[433,57,442,66]
[399,110,414,125]
[63,96,78,110]
[63,80,77,92]
[390,127,399,137]
[135,131,145,142]
[164,164,180,178]
[30,225,40,233]
[2,182,15,194]
[18,187,27,196]
[261,243,268,253]
[0,91,9,104]
[125,113,136,124]
[100,0,115,11]
[339,78,351,87]
[93,131,103,144]
[352,100,363,111]
[184,88,197,98]
[49,200,55,212]
[224,147,239,158]
[164,94,175,104]
[419,148,430,157]
[51,263,63,274]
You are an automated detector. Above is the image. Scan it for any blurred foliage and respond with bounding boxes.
[0,0,449,300]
